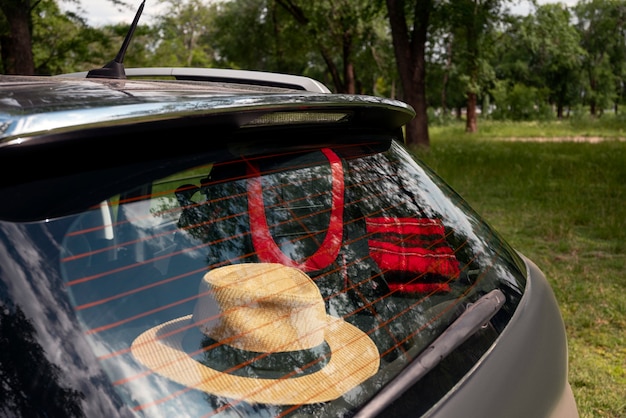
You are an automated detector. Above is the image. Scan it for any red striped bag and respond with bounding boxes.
[366,217,460,293]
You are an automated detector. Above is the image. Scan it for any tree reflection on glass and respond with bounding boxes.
[0,305,85,417]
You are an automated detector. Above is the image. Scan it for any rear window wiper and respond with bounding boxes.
[355,289,506,418]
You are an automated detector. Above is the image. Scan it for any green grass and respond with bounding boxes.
[414,121,626,418]
[429,116,626,141]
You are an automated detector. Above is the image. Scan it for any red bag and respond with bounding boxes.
[366,217,460,293]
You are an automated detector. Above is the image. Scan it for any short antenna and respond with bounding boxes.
[87,0,146,79]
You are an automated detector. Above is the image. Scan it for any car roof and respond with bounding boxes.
[58,67,333,93]
[0,73,415,146]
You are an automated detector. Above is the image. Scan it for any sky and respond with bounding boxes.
[63,0,165,27]
[72,0,581,27]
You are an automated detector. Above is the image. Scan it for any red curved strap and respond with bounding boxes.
[247,149,344,272]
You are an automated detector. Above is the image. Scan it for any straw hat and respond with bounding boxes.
[131,263,380,405]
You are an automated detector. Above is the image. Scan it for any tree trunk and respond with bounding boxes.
[557,104,564,119]
[0,0,35,75]
[461,0,485,135]
[589,76,597,116]
[314,47,343,92]
[386,0,431,149]
[441,38,452,115]
[465,91,477,133]
[342,31,356,94]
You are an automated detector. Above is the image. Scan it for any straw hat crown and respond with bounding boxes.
[193,263,327,352]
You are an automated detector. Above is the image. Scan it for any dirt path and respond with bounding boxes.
[499,136,626,143]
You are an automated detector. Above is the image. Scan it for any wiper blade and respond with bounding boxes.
[355,289,506,418]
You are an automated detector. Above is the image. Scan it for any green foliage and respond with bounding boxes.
[427,107,461,127]
[263,0,389,93]
[150,0,216,68]
[209,0,320,76]
[493,4,586,117]
[29,0,112,74]
[356,12,398,96]
[574,0,626,115]
[568,108,626,136]
[582,54,618,112]
[489,81,554,121]
[430,0,502,115]
[22,0,155,74]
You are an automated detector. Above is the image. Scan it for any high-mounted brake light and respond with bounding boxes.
[242,112,350,127]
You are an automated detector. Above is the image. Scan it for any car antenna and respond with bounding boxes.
[87,0,145,79]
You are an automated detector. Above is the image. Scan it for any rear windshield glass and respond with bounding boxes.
[57,139,525,416]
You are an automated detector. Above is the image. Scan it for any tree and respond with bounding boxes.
[209,0,314,75]
[386,0,431,149]
[494,4,584,119]
[206,0,391,95]
[0,0,35,74]
[441,0,504,133]
[575,0,626,115]
[531,5,584,118]
[489,80,552,120]
[275,0,384,94]
[0,306,85,417]
[30,1,126,75]
[0,0,133,75]
[151,0,215,67]
[426,11,474,120]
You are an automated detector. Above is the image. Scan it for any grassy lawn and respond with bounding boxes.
[414,120,626,418]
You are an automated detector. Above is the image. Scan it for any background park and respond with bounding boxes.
[1,0,625,416]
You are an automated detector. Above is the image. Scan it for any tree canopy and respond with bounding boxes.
[1,0,624,149]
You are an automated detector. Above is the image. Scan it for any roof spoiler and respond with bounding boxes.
[86,0,145,79]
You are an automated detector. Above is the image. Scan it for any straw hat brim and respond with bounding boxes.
[131,313,380,405]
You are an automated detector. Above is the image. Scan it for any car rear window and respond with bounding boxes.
[58,139,526,416]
